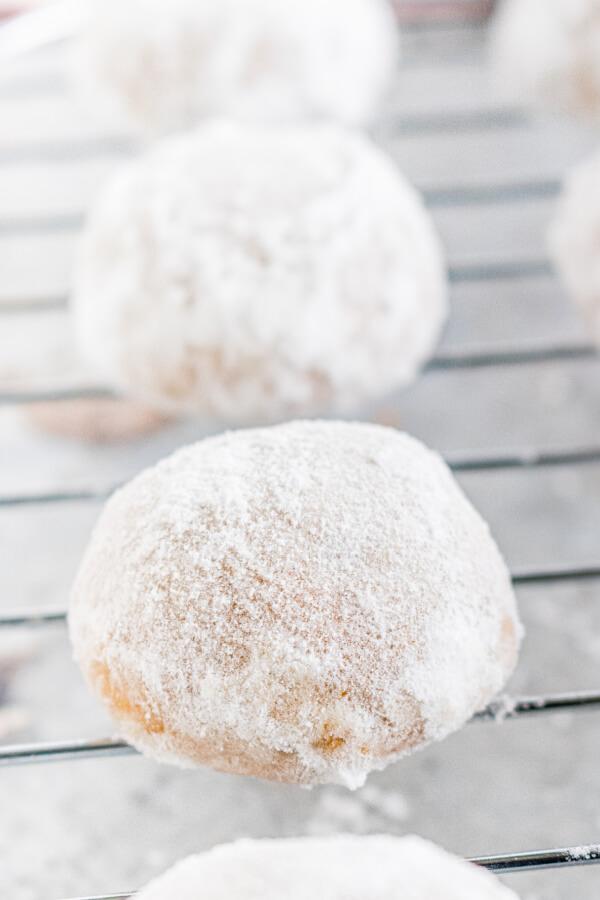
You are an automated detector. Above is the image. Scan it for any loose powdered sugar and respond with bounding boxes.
[490,0,600,122]
[72,0,399,133]
[134,835,521,899]
[550,147,600,344]
[72,120,448,423]
[69,421,521,788]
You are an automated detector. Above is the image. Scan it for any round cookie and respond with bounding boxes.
[69,421,521,787]
[72,120,447,423]
[74,0,398,133]
[135,835,520,899]
[550,147,600,342]
[491,0,600,122]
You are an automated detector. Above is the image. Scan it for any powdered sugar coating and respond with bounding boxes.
[550,147,600,343]
[70,421,521,787]
[490,0,600,122]
[135,835,520,899]
[72,121,447,423]
[73,0,399,133]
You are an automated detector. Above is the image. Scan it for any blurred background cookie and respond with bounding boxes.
[73,0,399,133]
[491,0,600,123]
[73,120,447,423]
[550,147,600,344]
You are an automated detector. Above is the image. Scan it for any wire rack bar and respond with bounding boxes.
[0,107,531,166]
[0,176,560,239]
[427,341,597,370]
[447,446,600,472]
[423,176,560,206]
[3,441,600,510]
[1,339,596,406]
[472,844,600,873]
[0,140,138,166]
[0,252,556,317]
[472,691,600,722]
[388,108,528,137]
[0,608,69,627]
[2,690,599,767]
[0,485,114,507]
[0,108,554,167]
[0,385,114,405]
[62,895,132,900]
[0,257,557,321]
[0,296,67,314]
[0,214,83,237]
[0,736,136,766]
[448,258,554,282]
[511,564,600,585]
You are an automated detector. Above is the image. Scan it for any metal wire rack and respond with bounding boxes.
[2,1,600,898]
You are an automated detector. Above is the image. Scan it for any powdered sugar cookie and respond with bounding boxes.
[70,421,521,787]
[136,836,519,899]
[73,121,447,424]
[491,0,600,121]
[74,0,398,132]
[550,147,600,342]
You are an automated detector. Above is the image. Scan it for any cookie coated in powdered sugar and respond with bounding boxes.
[135,835,521,899]
[69,421,521,788]
[72,121,447,424]
[550,147,600,343]
[73,0,399,133]
[491,0,600,121]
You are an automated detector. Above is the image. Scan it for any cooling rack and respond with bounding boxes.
[2,1,600,898]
